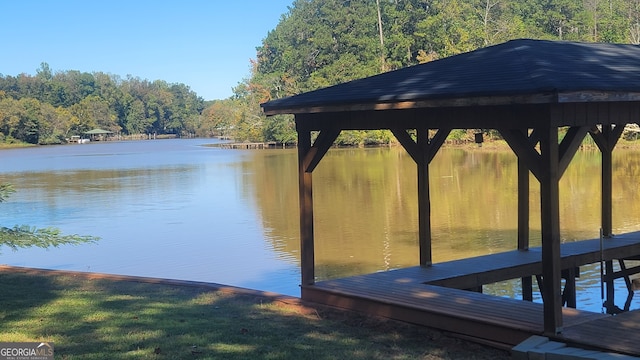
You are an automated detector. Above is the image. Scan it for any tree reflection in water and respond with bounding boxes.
[0,183,98,254]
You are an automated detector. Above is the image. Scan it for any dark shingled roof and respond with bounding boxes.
[261,39,640,115]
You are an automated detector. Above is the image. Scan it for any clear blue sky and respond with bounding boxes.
[1,1,293,100]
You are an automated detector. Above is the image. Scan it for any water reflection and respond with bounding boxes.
[251,146,640,312]
[1,140,639,312]
[0,140,301,295]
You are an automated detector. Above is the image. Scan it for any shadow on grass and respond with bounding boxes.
[0,269,509,359]
[0,271,58,322]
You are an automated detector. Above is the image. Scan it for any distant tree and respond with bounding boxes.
[36,62,53,81]
[199,100,237,138]
[124,99,151,134]
[38,102,67,144]
[263,114,296,145]
[628,0,640,44]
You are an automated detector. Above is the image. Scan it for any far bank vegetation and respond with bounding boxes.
[2,0,640,147]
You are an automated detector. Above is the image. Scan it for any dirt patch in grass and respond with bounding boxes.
[0,266,510,359]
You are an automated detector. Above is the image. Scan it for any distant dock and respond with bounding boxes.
[218,142,287,149]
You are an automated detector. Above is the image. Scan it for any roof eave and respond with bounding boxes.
[262,91,640,116]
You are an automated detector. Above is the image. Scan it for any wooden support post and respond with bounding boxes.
[518,157,533,301]
[517,157,530,251]
[503,125,586,308]
[391,127,450,267]
[522,276,533,302]
[417,128,432,267]
[562,268,577,308]
[590,124,624,238]
[517,128,533,301]
[538,126,563,335]
[601,126,613,238]
[297,120,315,287]
[501,127,535,301]
[588,124,625,312]
[605,260,615,313]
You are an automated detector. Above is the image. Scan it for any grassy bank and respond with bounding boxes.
[0,142,37,149]
[0,268,510,359]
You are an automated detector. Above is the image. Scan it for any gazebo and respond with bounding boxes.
[261,39,640,346]
[83,128,113,141]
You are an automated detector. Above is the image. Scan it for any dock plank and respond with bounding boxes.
[562,310,640,356]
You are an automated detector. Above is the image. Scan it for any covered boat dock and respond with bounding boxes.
[261,39,640,355]
[83,128,114,141]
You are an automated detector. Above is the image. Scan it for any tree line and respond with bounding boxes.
[0,63,205,144]
[209,0,640,146]
[3,0,640,146]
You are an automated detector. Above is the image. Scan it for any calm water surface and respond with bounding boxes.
[1,138,639,313]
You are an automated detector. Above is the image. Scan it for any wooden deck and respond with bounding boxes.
[393,231,640,290]
[303,279,606,348]
[562,310,640,356]
[302,231,640,354]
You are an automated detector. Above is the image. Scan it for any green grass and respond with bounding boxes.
[0,271,510,359]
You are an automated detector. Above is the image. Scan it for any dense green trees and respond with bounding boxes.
[0,64,205,144]
[214,0,640,145]
[4,1,640,146]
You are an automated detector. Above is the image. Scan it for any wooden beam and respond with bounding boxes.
[538,125,563,335]
[288,104,559,131]
[498,128,543,181]
[589,126,608,151]
[557,91,640,103]
[302,127,341,173]
[262,93,559,116]
[528,128,540,144]
[270,102,640,130]
[296,120,316,286]
[502,124,589,184]
[558,126,589,177]
[263,91,640,116]
[391,127,452,165]
[390,128,420,164]
[588,124,625,153]
[426,128,452,163]
[610,123,625,149]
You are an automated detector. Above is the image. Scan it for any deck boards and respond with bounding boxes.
[562,310,640,356]
[370,231,640,289]
[304,231,640,354]
[304,278,606,347]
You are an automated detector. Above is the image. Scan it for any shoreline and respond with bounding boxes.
[3,137,640,151]
[0,264,300,304]
[0,264,511,358]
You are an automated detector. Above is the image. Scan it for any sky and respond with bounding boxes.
[1,1,293,100]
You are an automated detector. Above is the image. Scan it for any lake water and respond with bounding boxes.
[1,138,639,313]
